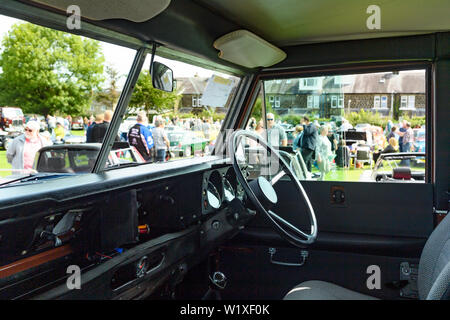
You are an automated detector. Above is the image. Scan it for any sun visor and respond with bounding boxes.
[213,30,286,68]
[31,0,171,22]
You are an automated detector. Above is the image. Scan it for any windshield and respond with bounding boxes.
[0,14,240,186]
[0,15,136,182]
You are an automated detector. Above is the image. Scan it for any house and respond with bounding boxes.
[175,76,234,113]
[264,71,425,118]
[176,76,208,112]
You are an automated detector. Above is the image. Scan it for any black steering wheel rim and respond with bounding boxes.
[228,129,318,246]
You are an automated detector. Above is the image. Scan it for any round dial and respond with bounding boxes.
[223,178,236,202]
[206,181,222,209]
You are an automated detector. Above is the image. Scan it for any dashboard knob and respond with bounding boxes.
[211,220,220,230]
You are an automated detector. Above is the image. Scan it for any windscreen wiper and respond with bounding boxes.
[103,161,144,171]
[0,172,70,187]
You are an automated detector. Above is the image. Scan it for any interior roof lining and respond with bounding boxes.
[5,0,448,74]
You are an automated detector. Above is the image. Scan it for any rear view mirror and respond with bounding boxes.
[151,61,174,92]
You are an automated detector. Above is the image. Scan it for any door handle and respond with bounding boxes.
[268,248,308,267]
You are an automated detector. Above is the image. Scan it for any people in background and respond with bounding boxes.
[53,119,66,142]
[382,137,398,154]
[398,120,407,152]
[327,128,338,154]
[315,125,333,181]
[300,116,318,172]
[396,121,414,153]
[151,119,170,162]
[86,113,104,143]
[335,139,350,168]
[384,120,393,137]
[90,110,119,143]
[7,121,51,172]
[47,115,56,134]
[373,137,398,163]
[386,126,397,141]
[292,125,304,152]
[128,112,154,162]
[266,113,287,147]
[83,117,89,131]
[255,120,264,136]
[396,121,414,166]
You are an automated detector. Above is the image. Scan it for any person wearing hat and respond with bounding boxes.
[6,121,52,171]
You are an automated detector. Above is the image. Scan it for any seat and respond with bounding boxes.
[284,213,450,300]
[284,280,378,300]
[355,144,372,168]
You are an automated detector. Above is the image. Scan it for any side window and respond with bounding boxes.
[121,55,240,164]
[259,70,427,183]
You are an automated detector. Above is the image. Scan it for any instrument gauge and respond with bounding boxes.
[206,182,222,209]
[223,178,236,202]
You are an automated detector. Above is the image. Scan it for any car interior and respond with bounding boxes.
[0,0,448,301]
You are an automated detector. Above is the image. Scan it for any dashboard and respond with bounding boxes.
[0,158,255,299]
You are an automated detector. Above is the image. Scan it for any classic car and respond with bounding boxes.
[34,142,145,173]
[168,131,208,157]
[359,152,426,182]
[0,0,448,305]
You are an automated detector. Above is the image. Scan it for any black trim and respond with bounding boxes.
[232,227,426,258]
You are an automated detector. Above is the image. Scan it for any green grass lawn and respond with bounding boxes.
[312,165,368,181]
[0,150,12,177]
[70,130,85,136]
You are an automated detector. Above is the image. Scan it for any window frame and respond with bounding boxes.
[251,61,433,184]
[374,95,381,109]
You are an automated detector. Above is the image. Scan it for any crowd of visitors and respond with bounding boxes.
[247,114,419,180]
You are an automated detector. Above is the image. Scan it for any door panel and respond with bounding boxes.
[218,181,432,299]
[219,245,418,300]
[252,180,434,239]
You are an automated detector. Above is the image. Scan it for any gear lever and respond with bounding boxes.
[202,271,227,300]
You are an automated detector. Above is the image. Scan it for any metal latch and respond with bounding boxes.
[268,248,308,267]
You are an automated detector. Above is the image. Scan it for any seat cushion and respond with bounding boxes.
[283,280,378,300]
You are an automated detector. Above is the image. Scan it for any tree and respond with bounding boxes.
[129,70,178,114]
[94,65,122,110]
[0,23,105,116]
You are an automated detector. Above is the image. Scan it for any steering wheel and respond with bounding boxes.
[228,130,317,246]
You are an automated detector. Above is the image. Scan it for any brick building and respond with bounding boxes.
[264,71,426,118]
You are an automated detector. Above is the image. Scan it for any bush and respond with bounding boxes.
[345,109,388,128]
[163,110,226,122]
[281,114,332,126]
[401,115,426,128]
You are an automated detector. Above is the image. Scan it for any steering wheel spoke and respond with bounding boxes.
[270,170,286,186]
[268,210,310,238]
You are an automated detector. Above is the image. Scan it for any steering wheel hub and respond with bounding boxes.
[228,130,318,246]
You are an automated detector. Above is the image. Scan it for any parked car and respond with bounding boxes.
[0,107,25,149]
[359,152,426,182]
[168,131,208,157]
[34,142,144,173]
[71,117,84,130]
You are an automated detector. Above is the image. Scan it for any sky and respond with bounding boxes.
[0,14,218,88]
